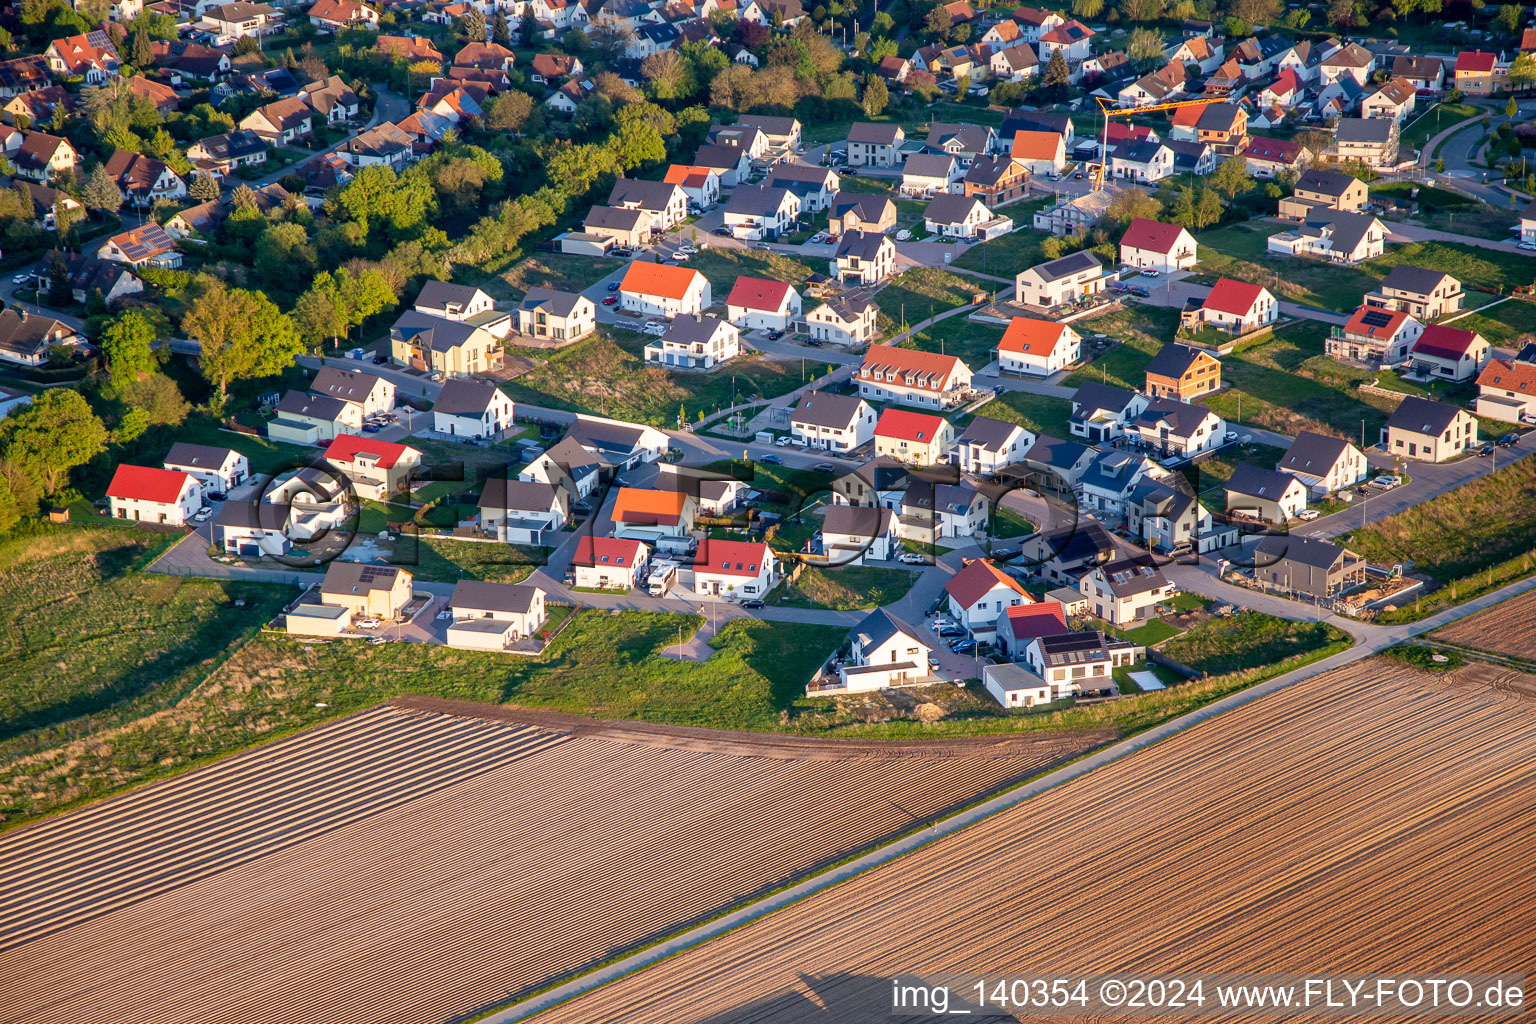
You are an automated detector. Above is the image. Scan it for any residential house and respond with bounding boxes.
[1023,519,1116,585]
[1131,398,1225,458]
[726,276,801,331]
[1453,50,1502,96]
[1011,5,1064,42]
[106,464,200,526]
[1320,42,1374,85]
[898,477,987,542]
[1009,129,1066,176]
[899,152,959,197]
[520,436,601,500]
[1126,478,1209,554]
[875,55,912,85]
[643,313,740,368]
[829,192,896,235]
[611,486,696,540]
[566,416,668,470]
[1365,265,1463,320]
[1267,210,1387,264]
[12,132,77,182]
[833,609,932,692]
[1278,167,1369,220]
[618,261,710,318]
[388,310,501,378]
[571,536,648,591]
[1069,381,1148,443]
[690,143,752,187]
[529,53,582,82]
[158,444,248,500]
[99,223,181,269]
[239,97,313,145]
[187,130,267,176]
[1144,343,1220,402]
[1260,70,1303,109]
[454,41,515,70]
[707,122,769,159]
[736,114,800,152]
[995,316,1080,377]
[1276,38,1338,84]
[1036,18,1093,62]
[1120,61,1187,108]
[661,164,721,208]
[1078,448,1165,519]
[201,1,279,41]
[301,76,361,125]
[1109,140,1174,184]
[122,74,178,116]
[805,290,878,347]
[608,178,688,232]
[951,416,1032,477]
[320,562,413,620]
[1031,189,1114,237]
[1225,463,1308,523]
[323,434,422,500]
[1276,430,1368,496]
[1244,136,1311,179]
[582,205,651,248]
[308,0,379,31]
[922,193,1011,241]
[833,231,896,285]
[376,35,444,64]
[858,345,972,409]
[444,581,546,651]
[1407,324,1490,382]
[722,184,800,241]
[765,161,839,212]
[3,87,67,128]
[477,479,567,542]
[1333,117,1399,169]
[1016,631,1121,701]
[819,505,898,566]
[692,538,777,599]
[1191,278,1276,334]
[944,557,1032,637]
[992,600,1067,663]
[1474,359,1536,425]
[1119,218,1196,273]
[1079,555,1174,625]
[1383,395,1477,462]
[1522,199,1535,245]
[0,56,50,99]
[49,251,141,304]
[266,390,360,443]
[1361,76,1417,122]
[1393,55,1444,92]
[104,150,186,208]
[926,123,994,166]
[990,43,1040,82]
[414,281,509,336]
[1326,305,1422,366]
[432,378,515,439]
[873,408,955,465]
[515,288,595,343]
[1014,250,1105,309]
[1254,534,1366,599]
[311,366,394,417]
[963,155,1029,206]
[791,390,876,452]
[44,32,120,82]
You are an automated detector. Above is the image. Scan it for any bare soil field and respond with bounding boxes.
[531,659,1536,1024]
[0,699,1104,1024]
[1433,590,1536,662]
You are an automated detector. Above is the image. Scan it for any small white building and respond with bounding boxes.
[570,535,648,591]
[873,408,956,466]
[725,276,802,332]
[832,608,933,692]
[445,580,547,651]
[805,291,879,347]
[819,505,898,565]
[106,464,201,525]
[619,261,711,319]
[1276,431,1368,496]
[310,366,396,417]
[1194,278,1277,334]
[692,538,777,599]
[791,390,877,452]
[433,378,516,439]
[1407,324,1490,383]
[1119,217,1197,273]
[996,317,1081,377]
[643,314,740,369]
[952,416,1033,477]
[162,443,249,495]
[1014,251,1106,309]
[1224,464,1309,524]
[1383,395,1477,463]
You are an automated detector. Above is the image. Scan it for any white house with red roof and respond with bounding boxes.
[308,0,379,32]
[857,344,972,409]
[1193,278,1276,334]
[993,599,1068,660]
[322,434,423,500]
[1009,130,1066,176]
[44,32,120,83]
[1475,358,1536,424]
[725,276,802,331]
[944,557,1032,636]
[107,464,201,525]
[618,261,710,318]
[1327,305,1422,366]
[995,316,1080,376]
[1011,5,1064,42]
[1036,18,1093,62]
[691,538,777,599]
[1408,324,1490,382]
[1118,218,1196,273]
[1244,136,1311,179]
[571,535,649,590]
[873,408,955,465]
[661,164,721,207]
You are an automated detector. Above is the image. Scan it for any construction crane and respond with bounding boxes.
[1092,96,1223,192]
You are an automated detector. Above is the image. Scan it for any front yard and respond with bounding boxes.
[472,252,618,302]
[970,390,1076,438]
[687,248,820,296]
[874,267,987,335]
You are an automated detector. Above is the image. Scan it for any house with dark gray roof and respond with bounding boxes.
[900,152,959,196]
[266,389,359,443]
[819,504,898,564]
[1069,382,1148,443]
[846,122,905,167]
[832,230,896,285]
[1383,395,1477,462]
[432,378,515,439]
[832,607,933,693]
[1080,554,1174,624]
[764,160,840,211]
[925,122,995,164]
[515,287,595,343]
[953,416,1033,476]
[1014,250,1106,308]
[806,289,879,346]
[1224,463,1308,524]
[1366,265,1463,320]
[446,580,547,649]
[1022,519,1116,585]
[608,177,688,231]
[1332,116,1399,168]
[791,390,876,452]
[1131,397,1226,458]
[829,192,896,234]
[1276,430,1367,495]
[1254,534,1365,599]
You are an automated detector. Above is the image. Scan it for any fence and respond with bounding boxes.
[1146,647,1205,680]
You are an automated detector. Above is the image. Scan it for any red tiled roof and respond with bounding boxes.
[1171,104,1205,127]
[945,557,1030,607]
[726,275,792,312]
[107,464,194,504]
[694,538,771,577]
[1267,69,1300,97]
[1009,129,1062,161]
[1521,28,1536,52]
[1001,599,1067,640]
[1105,123,1155,145]
[1477,358,1536,393]
[1411,324,1483,362]
[324,433,415,469]
[1342,305,1413,339]
[1119,217,1189,255]
[620,261,705,301]
[1245,135,1305,164]
[874,407,948,443]
[573,535,647,567]
[1202,277,1266,317]
[859,344,967,393]
[1456,51,1497,74]
[999,316,1070,356]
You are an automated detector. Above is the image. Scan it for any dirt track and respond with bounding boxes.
[1434,590,1536,662]
[0,700,1104,1024]
[529,659,1536,1024]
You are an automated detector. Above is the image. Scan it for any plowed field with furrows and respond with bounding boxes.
[530,660,1536,1024]
[0,701,1091,1024]
[1434,590,1536,661]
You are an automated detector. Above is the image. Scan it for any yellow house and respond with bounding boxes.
[320,562,414,619]
[389,310,502,378]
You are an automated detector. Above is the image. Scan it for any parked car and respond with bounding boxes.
[1520,242,1536,252]
[1297,509,1321,521]
[356,618,381,630]
[949,639,977,654]
[714,226,732,236]
[606,281,620,291]
[670,250,690,261]
[937,626,967,639]
[1142,269,1159,278]
[775,435,795,446]
[753,243,772,251]
[373,353,389,364]
[741,599,765,609]
[1128,286,1151,298]
[760,453,783,464]
[1478,443,1496,457]
[898,552,927,565]
[1498,432,1519,447]
[811,462,837,473]
[192,506,213,522]
[602,295,618,305]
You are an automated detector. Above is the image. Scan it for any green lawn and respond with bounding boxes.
[1158,612,1350,676]
[1444,297,1536,345]
[874,267,986,334]
[774,565,918,610]
[468,252,618,301]
[0,525,291,827]
[1399,102,1479,152]
[411,539,549,584]
[951,215,1051,275]
[899,314,1005,370]
[1194,223,1379,313]
[1369,241,1536,296]
[687,247,820,295]
[498,333,809,427]
[1064,306,1184,390]
[838,173,899,196]
[972,390,1076,438]
[987,506,1038,539]
[1110,618,1182,646]
[168,417,319,478]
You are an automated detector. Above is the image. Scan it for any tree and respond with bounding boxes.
[1507,52,1536,92]
[81,164,123,212]
[1507,96,1519,118]
[1493,2,1522,32]
[1072,0,1103,15]
[1327,0,1358,26]
[1210,155,1256,200]
[0,474,19,537]
[1042,48,1070,89]
[1229,0,1282,24]
[1106,187,1161,224]
[180,278,303,407]
[0,389,107,496]
[642,49,691,99]
[486,90,539,134]
[1118,0,1163,21]
[130,27,152,66]
[457,7,486,41]
[924,4,952,38]
[491,9,511,46]
[1193,187,1223,229]
[189,171,220,202]
[861,74,889,117]
[120,371,189,427]
[1127,26,1165,61]
[608,117,666,171]
[101,309,159,386]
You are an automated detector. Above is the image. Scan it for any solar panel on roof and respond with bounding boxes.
[1360,310,1393,328]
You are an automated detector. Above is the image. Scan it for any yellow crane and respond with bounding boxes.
[1092,96,1223,192]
